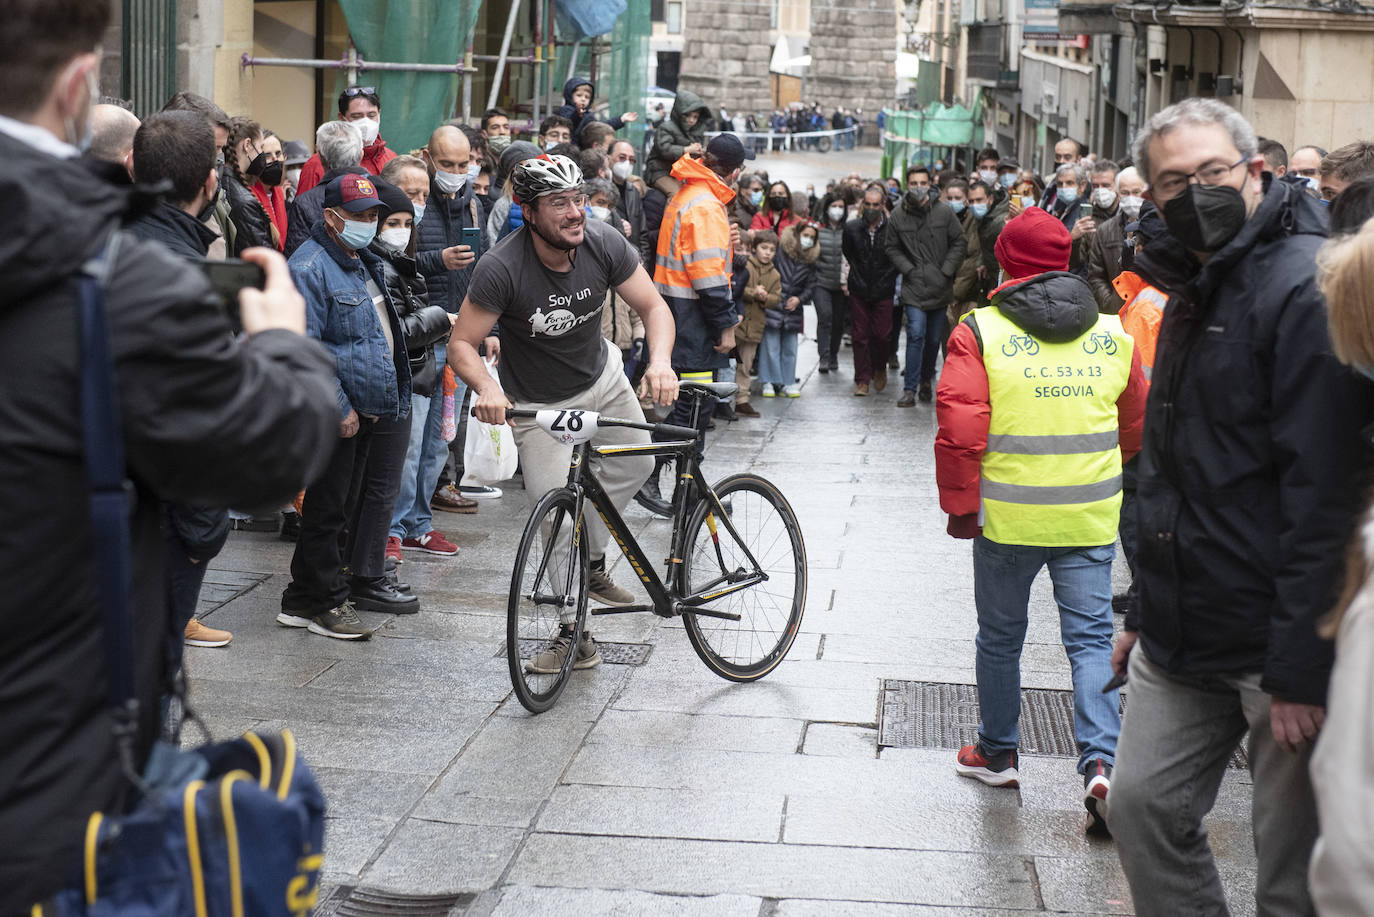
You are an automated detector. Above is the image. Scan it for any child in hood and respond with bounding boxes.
[554,77,639,146]
[643,89,713,197]
[735,230,781,416]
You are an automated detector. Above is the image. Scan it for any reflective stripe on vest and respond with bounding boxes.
[654,190,731,299]
[973,305,1134,547]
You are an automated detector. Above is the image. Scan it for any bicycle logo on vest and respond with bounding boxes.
[1001,334,1040,357]
[1081,332,1118,356]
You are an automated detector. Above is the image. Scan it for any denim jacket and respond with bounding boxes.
[289,222,412,421]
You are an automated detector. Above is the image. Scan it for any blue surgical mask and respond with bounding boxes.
[412,202,425,225]
[1305,175,1320,193]
[948,200,966,215]
[999,173,1016,189]
[1056,186,1079,206]
[330,209,377,251]
[971,202,989,219]
[750,189,764,207]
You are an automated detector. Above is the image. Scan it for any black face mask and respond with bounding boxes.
[905,189,929,210]
[260,161,285,187]
[768,196,788,212]
[1161,182,1247,253]
[245,149,268,177]
[196,188,219,223]
[863,208,882,224]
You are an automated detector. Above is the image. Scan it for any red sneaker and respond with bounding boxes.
[385,536,403,565]
[402,530,459,556]
[955,743,1020,788]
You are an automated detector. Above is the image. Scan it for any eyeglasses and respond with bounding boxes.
[1153,157,1247,199]
[342,86,377,98]
[543,194,587,212]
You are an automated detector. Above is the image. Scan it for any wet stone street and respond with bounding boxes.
[189,323,1259,915]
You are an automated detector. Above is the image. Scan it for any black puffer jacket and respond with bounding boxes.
[814,219,845,291]
[221,169,273,255]
[884,192,967,311]
[841,215,897,302]
[1128,177,1373,706]
[0,132,338,911]
[369,240,453,397]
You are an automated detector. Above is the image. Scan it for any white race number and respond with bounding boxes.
[533,409,600,445]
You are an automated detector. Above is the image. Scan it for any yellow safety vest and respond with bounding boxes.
[971,305,1134,547]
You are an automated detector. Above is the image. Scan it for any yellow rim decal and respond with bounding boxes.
[183,780,208,917]
[243,732,272,789]
[278,729,297,801]
[84,812,103,904]
[220,772,249,917]
[705,514,718,537]
[31,905,43,917]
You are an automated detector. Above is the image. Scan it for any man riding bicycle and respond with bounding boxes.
[447,154,679,672]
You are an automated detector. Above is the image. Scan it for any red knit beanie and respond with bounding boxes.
[994,208,1072,279]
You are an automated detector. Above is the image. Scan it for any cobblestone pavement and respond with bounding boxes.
[189,322,1258,915]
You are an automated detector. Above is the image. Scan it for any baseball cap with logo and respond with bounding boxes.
[705,133,756,171]
[325,173,383,212]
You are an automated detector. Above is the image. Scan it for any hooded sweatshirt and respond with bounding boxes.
[553,77,630,142]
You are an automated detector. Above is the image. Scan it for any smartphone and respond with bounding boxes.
[198,259,265,334]
[460,226,482,254]
[1101,670,1128,693]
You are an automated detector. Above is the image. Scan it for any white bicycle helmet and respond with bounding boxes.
[511,154,583,204]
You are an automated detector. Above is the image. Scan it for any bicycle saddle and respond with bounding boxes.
[679,381,738,399]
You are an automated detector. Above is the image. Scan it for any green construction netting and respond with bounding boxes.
[880,90,986,179]
[336,0,480,156]
[545,6,650,152]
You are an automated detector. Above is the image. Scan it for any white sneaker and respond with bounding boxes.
[783,383,802,398]
[459,484,503,500]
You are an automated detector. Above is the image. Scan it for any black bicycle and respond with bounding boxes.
[498,382,807,713]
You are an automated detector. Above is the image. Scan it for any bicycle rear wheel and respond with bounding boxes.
[679,473,806,681]
[507,488,588,713]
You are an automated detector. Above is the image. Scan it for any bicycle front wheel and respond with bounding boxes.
[507,488,589,713]
[679,473,806,681]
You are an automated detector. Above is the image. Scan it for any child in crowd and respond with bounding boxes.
[643,89,713,197]
[554,77,639,146]
[762,222,819,397]
[735,230,780,416]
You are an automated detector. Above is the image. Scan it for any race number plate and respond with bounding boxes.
[533,409,600,445]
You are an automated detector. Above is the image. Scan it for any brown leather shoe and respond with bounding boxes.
[873,366,888,392]
[854,382,869,396]
[431,484,479,514]
[734,401,761,417]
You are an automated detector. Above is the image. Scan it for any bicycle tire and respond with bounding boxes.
[679,473,806,681]
[817,136,833,153]
[507,488,588,713]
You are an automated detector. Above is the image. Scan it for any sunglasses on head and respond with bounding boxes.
[342,86,377,98]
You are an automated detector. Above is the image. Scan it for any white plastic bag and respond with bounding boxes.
[462,359,518,484]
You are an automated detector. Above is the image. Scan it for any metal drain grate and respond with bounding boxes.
[499,640,654,666]
[879,680,1247,768]
[316,886,471,916]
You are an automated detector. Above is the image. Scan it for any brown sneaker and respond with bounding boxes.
[896,390,916,408]
[854,382,869,396]
[185,618,232,647]
[431,483,478,514]
[873,365,888,392]
[734,401,760,417]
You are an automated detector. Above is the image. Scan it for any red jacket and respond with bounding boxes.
[935,272,1148,518]
[295,136,397,196]
[249,182,287,251]
[750,209,800,235]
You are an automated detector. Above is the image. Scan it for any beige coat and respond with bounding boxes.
[600,290,644,351]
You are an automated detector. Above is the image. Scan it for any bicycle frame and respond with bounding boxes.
[559,434,770,622]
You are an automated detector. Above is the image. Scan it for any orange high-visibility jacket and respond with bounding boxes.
[1113,270,1169,383]
[654,155,735,303]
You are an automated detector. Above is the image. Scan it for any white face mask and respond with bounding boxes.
[611,160,634,182]
[377,226,411,251]
[1092,187,1118,210]
[589,205,612,222]
[1020,196,1036,210]
[353,116,380,146]
[827,205,845,222]
[467,162,481,178]
[434,169,467,194]
[286,167,302,187]
[412,202,426,225]
[1119,195,1144,218]
[799,236,816,250]
[978,169,998,186]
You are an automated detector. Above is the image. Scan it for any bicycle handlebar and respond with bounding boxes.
[472,407,700,442]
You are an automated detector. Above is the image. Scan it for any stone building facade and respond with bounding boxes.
[677,4,773,117]
[809,0,899,117]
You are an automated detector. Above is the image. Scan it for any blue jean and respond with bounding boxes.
[391,343,465,540]
[971,537,1119,772]
[903,306,947,392]
[758,327,798,387]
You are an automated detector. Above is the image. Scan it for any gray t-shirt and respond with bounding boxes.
[467,217,640,402]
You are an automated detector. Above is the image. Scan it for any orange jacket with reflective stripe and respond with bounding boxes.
[654,155,736,302]
[1112,270,1168,384]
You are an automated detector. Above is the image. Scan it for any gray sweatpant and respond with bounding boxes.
[1109,649,1318,917]
[509,339,655,564]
